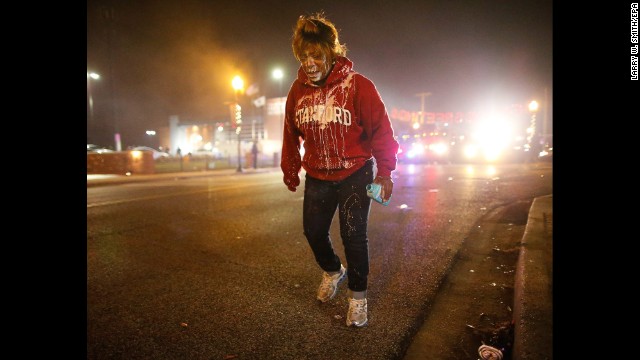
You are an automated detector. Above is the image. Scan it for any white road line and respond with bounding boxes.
[87,178,282,208]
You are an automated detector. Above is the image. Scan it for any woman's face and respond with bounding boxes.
[299,44,333,84]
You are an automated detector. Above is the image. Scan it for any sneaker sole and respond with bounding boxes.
[346,318,368,327]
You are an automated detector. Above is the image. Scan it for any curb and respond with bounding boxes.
[513,195,553,360]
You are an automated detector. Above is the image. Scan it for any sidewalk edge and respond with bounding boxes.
[513,194,553,360]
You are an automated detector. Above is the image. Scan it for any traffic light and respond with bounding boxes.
[229,103,242,129]
[234,104,242,125]
[234,104,242,134]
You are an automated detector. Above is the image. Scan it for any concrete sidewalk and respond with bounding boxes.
[513,195,553,360]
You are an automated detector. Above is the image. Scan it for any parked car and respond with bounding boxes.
[129,146,170,160]
[87,144,114,154]
[190,148,223,159]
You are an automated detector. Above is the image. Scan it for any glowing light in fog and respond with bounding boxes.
[466,166,475,175]
[130,150,143,159]
[476,122,511,148]
[469,115,513,162]
[407,142,425,159]
[483,147,501,162]
[464,144,478,159]
[430,142,448,155]
[272,68,283,80]
[232,75,244,92]
[485,166,496,176]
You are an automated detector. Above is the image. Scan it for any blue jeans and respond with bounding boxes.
[303,160,374,292]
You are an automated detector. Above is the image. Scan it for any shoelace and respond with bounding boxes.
[349,299,366,313]
[319,272,337,292]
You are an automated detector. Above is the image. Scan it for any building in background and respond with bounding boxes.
[163,96,285,165]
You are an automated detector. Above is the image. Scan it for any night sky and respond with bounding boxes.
[87,0,552,148]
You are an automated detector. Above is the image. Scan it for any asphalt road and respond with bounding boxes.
[87,162,552,359]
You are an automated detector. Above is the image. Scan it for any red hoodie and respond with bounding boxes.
[281,56,399,188]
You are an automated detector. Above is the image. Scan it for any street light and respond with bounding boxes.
[87,72,100,123]
[272,68,283,96]
[232,75,244,173]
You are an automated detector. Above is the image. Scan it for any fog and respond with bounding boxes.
[87,0,552,147]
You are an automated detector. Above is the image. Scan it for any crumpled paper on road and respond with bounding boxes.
[478,344,503,360]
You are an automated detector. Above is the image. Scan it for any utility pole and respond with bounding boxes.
[102,5,120,150]
[415,92,432,124]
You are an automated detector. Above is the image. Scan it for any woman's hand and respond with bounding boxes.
[284,174,300,192]
[373,176,393,203]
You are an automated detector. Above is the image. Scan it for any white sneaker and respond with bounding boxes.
[346,298,368,327]
[316,265,346,302]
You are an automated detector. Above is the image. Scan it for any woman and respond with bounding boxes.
[281,13,399,327]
